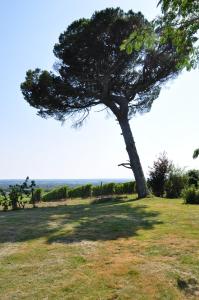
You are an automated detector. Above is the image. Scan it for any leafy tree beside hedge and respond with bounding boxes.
[0,177,36,211]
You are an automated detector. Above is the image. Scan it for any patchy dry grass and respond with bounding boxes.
[1,196,199,299]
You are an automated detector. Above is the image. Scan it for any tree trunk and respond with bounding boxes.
[119,118,148,198]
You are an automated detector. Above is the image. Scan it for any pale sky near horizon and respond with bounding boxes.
[0,0,198,179]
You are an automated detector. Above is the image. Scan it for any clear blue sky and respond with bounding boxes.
[0,0,198,179]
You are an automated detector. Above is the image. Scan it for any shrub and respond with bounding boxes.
[115,183,124,195]
[101,183,115,195]
[182,186,199,204]
[68,184,92,198]
[165,168,188,198]
[0,192,9,211]
[92,185,102,197]
[68,186,83,198]
[148,153,172,197]
[122,181,136,194]
[0,177,36,210]
[42,186,68,201]
[31,188,43,203]
[92,183,115,196]
[81,184,92,198]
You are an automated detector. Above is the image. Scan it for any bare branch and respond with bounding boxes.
[118,162,131,169]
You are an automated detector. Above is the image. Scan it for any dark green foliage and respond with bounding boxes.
[148,153,172,197]
[100,183,115,196]
[193,149,199,159]
[0,190,9,211]
[31,188,43,203]
[92,181,136,197]
[92,185,102,197]
[148,154,192,198]
[165,168,187,198]
[187,169,199,188]
[68,186,83,198]
[0,177,36,211]
[81,184,92,198]
[114,184,124,195]
[42,186,68,202]
[122,181,136,194]
[68,184,92,198]
[115,182,136,194]
[21,8,183,123]
[182,186,199,204]
[67,181,136,198]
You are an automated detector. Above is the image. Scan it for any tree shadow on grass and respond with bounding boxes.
[0,198,162,244]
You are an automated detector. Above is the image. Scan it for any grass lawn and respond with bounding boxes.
[1,196,199,299]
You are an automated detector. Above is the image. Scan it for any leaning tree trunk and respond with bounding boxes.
[119,117,148,198]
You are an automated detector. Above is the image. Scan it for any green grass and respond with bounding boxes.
[1,196,199,299]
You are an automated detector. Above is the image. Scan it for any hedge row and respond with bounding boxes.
[42,186,68,201]
[42,181,136,201]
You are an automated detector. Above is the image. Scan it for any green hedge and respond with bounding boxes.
[92,182,136,197]
[32,188,43,202]
[68,184,92,198]
[41,181,136,201]
[42,186,68,201]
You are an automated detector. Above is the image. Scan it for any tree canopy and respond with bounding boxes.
[21,8,183,125]
[122,0,199,70]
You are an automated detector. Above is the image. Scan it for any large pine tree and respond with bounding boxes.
[21,8,185,198]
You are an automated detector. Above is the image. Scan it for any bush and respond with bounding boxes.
[81,184,92,198]
[148,153,172,197]
[0,193,9,211]
[122,181,136,194]
[165,168,188,198]
[182,186,199,204]
[68,184,92,198]
[0,177,36,210]
[101,183,115,195]
[92,181,136,197]
[92,183,115,196]
[42,186,68,201]
[31,188,43,203]
[68,186,82,198]
[115,183,124,195]
[92,185,102,197]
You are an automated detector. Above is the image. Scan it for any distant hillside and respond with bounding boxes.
[0,178,131,190]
